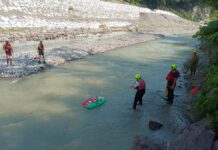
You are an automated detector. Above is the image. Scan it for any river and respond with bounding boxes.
[0,35,197,150]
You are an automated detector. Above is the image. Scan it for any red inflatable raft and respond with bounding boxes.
[191,86,201,95]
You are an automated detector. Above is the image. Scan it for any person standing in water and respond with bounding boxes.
[131,74,146,110]
[165,64,180,105]
[190,51,199,77]
[3,40,13,65]
[37,41,46,64]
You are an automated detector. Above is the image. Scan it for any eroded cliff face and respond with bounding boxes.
[0,0,178,29]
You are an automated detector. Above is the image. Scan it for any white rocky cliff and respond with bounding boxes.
[0,0,177,29]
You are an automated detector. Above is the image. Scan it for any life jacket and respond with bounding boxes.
[166,71,175,82]
[191,54,198,62]
[38,44,44,51]
[3,44,12,54]
[138,79,145,90]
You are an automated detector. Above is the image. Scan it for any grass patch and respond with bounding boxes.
[0,28,27,33]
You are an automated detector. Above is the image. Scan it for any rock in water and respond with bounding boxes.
[39,64,46,70]
[149,120,163,131]
[168,125,215,150]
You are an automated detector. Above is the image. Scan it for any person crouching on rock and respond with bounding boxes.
[37,41,46,64]
[165,64,180,105]
[131,74,146,110]
[3,40,13,65]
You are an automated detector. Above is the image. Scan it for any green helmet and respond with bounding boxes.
[171,64,177,69]
[193,50,197,53]
[135,74,141,80]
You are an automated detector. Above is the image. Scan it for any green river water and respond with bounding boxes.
[0,36,197,150]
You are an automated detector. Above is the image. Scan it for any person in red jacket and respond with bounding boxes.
[3,40,13,65]
[37,41,46,64]
[166,64,180,105]
[131,74,146,110]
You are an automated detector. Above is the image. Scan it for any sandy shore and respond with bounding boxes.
[0,29,196,79]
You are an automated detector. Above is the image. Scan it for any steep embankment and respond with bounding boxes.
[0,0,197,41]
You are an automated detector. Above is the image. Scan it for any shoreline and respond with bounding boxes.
[132,42,216,150]
[0,29,196,79]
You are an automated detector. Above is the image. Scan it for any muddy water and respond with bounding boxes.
[0,36,197,150]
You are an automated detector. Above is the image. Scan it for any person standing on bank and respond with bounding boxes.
[131,74,146,110]
[37,41,46,64]
[3,40,13,65]
[165,64,180,105]
[190,51,199,77]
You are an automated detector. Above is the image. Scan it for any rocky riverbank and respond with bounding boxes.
[0,16,199,79]
[0,0,199,79]
[132,47,218,150]
[0,32,160,78]
[0,20,200,79]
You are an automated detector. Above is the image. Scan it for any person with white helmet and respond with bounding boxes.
[131,74,146,110]
[165,64,180,105]
[3,40,13,65]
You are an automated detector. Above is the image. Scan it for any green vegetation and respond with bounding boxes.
[121,0,205,21]
[123,0,141,5]
[194,66,218,134]
[193,0,218,135]
[209,10,218,20]
[0,28,26,33]
[205,0,218,9]
[112,0,218,21]
[194,20,218,43]
[165,7,201,21]
[121,0,199,9]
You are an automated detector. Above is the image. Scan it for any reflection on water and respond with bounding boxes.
[0,36,197,150]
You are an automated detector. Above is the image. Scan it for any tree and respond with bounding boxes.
[205,0,218,9]
[124,0,141,5]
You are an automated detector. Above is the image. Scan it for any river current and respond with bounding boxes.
[0,36,197,150]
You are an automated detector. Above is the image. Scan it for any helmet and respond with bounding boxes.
[135,74,141,80]
[171,64,177,69]
[193,50,197,53]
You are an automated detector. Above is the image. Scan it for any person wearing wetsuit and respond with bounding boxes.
[37,41,46,64]
[166,64,180,105]
[190,51,199,76]
[3,40,13,65]
[131,74,146,110]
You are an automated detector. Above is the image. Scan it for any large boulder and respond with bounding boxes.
[132,135,167,150]
[213,140,218,150]
[149,120,163,131]
[168,124,215,150]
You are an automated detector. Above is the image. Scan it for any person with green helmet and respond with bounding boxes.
[190,51,199,77]
[131,73,146,110]
[165,64,180,105]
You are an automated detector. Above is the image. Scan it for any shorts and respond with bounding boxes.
[38,50,44,56]
[6,54,12,59]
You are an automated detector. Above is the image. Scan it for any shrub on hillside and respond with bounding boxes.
[123,0,141,5]
[210,10,218,20]
[194,20,218,65]
[194,20,218,42]
[208,45,218,65]
[194,66,218,134]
